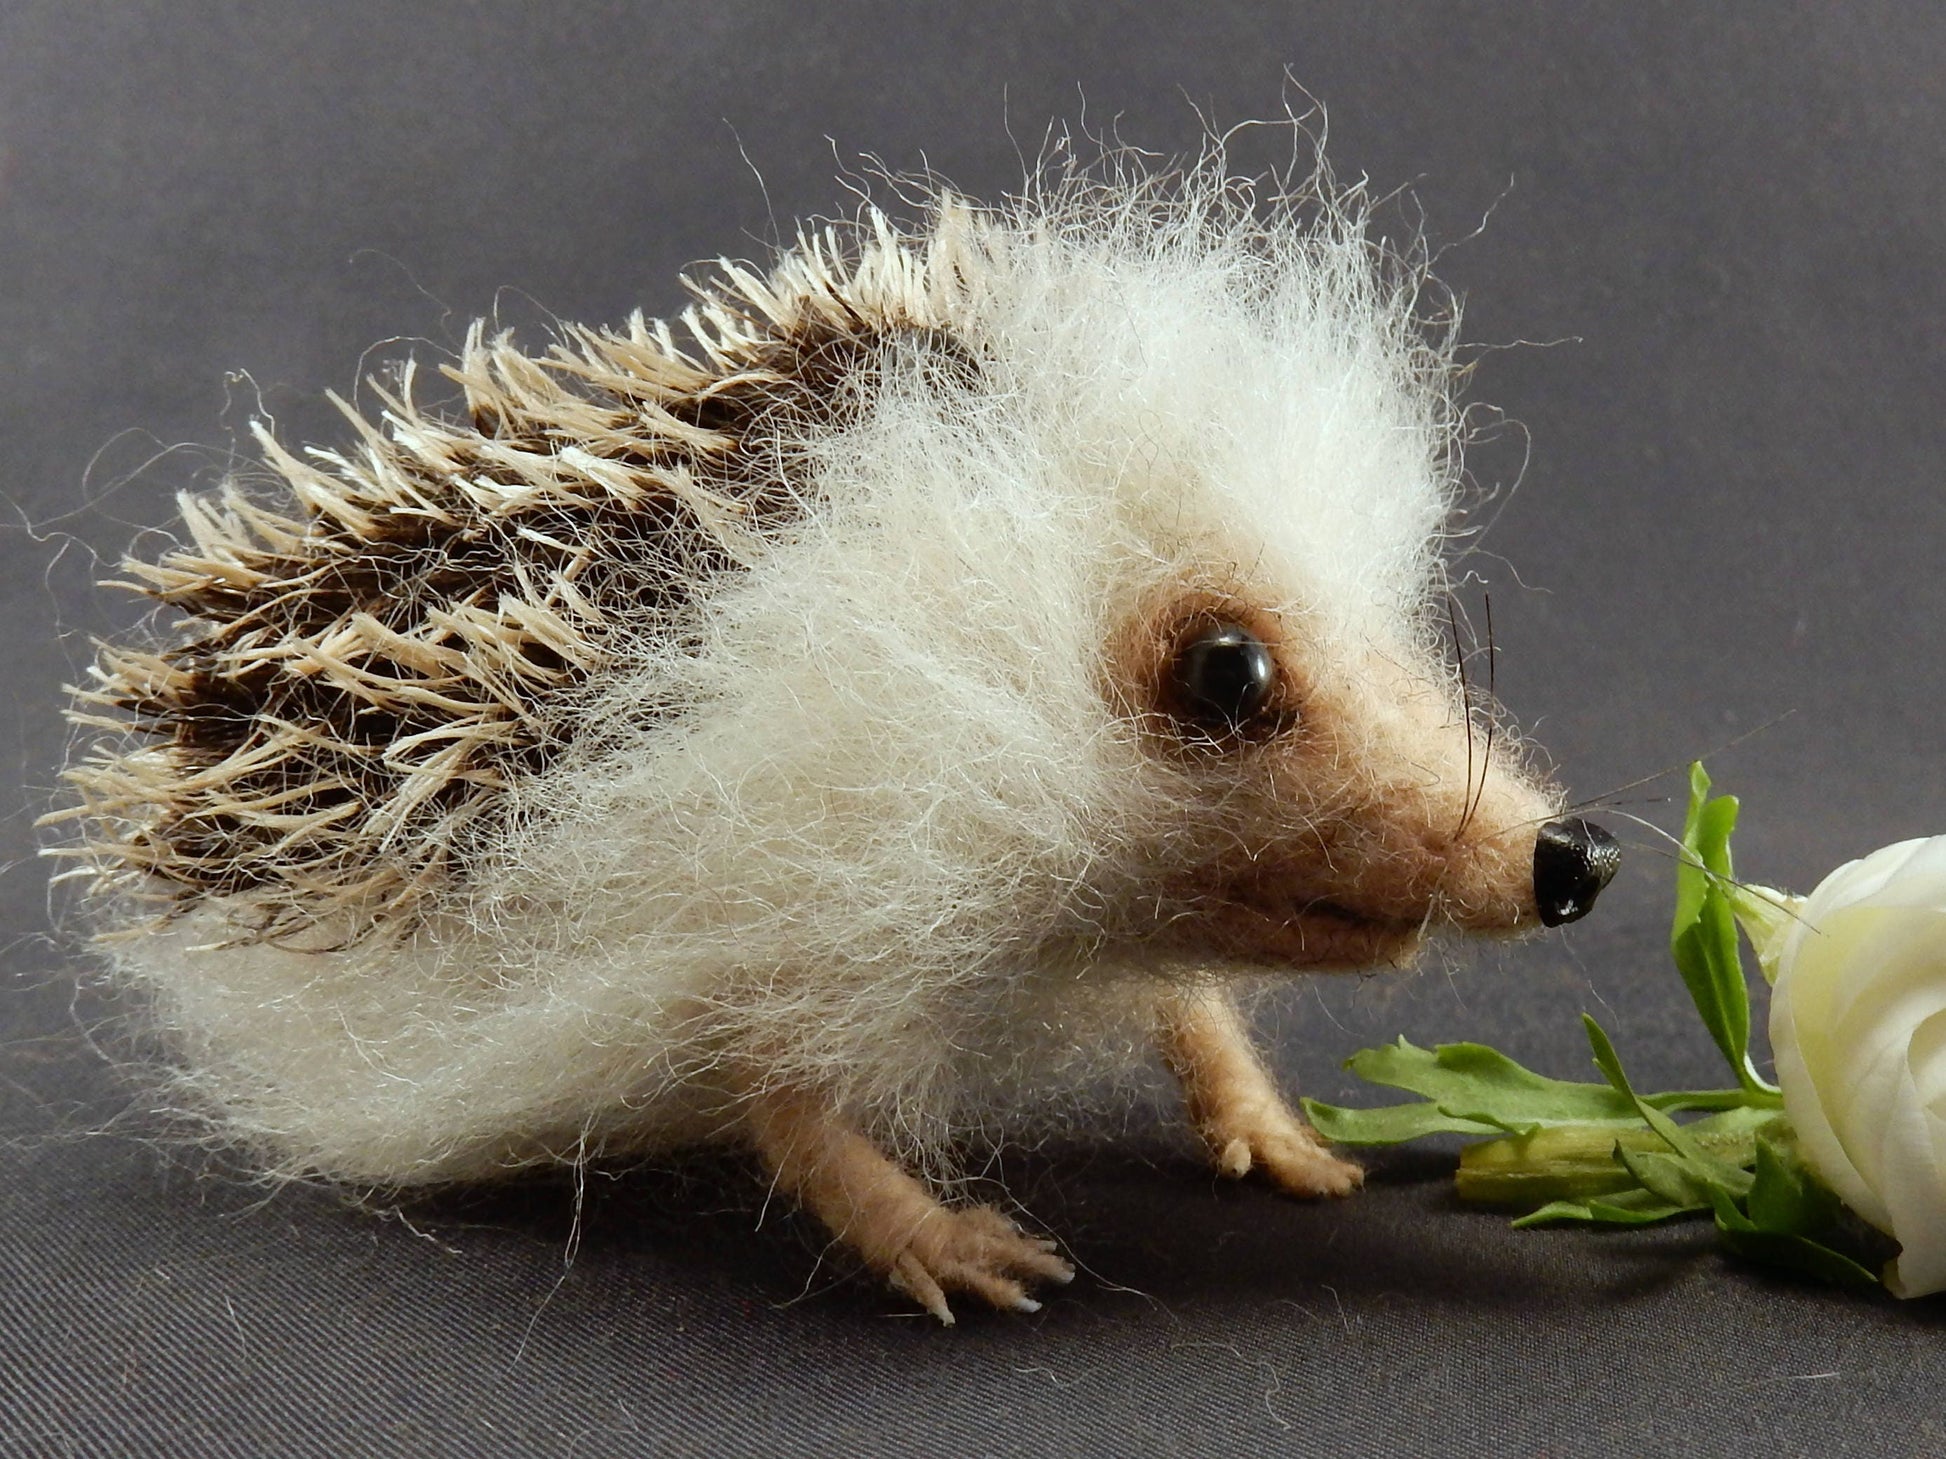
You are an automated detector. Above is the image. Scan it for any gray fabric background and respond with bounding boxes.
[4,2,1944,1454]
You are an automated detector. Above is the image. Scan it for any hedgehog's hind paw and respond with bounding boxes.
[739,1078,1071,1324]
[888,1205,1074,1325]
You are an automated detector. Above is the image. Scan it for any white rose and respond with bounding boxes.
[1759,836,1946,1297]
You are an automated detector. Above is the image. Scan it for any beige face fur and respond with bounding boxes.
[1107,581,1561,972]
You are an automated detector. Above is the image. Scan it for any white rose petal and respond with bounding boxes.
[1763,837,1946,1296]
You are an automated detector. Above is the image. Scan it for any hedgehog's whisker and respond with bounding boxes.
[1447,592,1476,844]
[1561,709,1800,816]
[1458,591,1496,841]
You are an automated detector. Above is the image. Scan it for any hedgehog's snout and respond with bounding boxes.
[1532,817,1621,926]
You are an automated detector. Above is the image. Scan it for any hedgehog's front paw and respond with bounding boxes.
[888,1205,1075,1325]
[1200,1095,1364,1199]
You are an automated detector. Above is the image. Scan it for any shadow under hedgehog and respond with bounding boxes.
[50,144,1618,1323]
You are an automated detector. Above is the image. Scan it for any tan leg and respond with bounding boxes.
[740,1081,1073,1325]
[1157,985,1362,1198]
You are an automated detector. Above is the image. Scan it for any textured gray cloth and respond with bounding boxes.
[5,3,1944,1454]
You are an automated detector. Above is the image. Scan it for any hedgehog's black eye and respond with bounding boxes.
[1165,621,1281,738]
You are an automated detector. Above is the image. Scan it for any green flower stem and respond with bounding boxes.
[1455,1121,1770,1207]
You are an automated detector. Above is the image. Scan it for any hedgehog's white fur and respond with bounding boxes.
[56,146,1567,1312]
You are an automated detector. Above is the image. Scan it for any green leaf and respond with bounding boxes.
[1582,1016,1754,1199]
[1343,1038,1653,1129]
[1670,763,1725,933]
[1716,1228,1883,1290]
[1616,1146,1719,1207]
[1709,1189,1882,1290]
[1744,1130,1844,1237]
[1671,765,1755,1080]
[1301,1098,1503,1145]
[1512,1186,1703,1228]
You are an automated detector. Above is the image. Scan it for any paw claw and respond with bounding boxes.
[891,1253,957,1325]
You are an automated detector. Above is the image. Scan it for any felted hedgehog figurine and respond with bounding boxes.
[51,152,1619,1322]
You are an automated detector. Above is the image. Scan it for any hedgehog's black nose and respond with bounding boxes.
[1533,818,1621,927]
